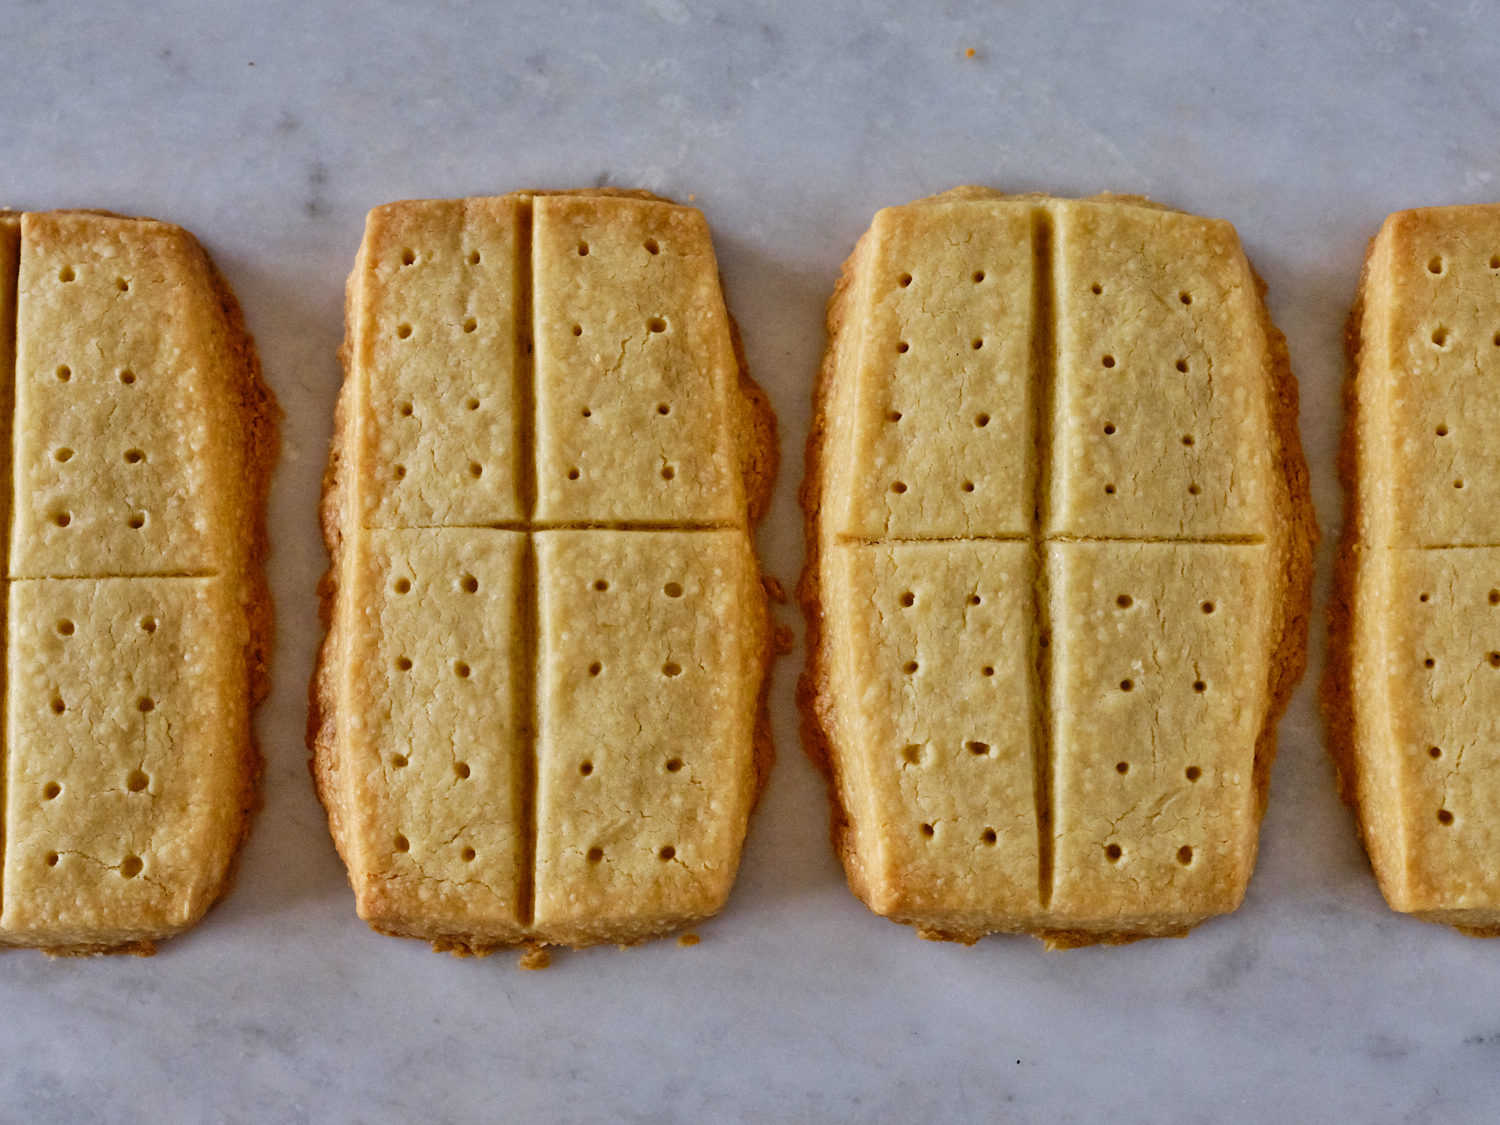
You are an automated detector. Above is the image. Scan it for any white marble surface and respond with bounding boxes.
[0,1,1495,1120]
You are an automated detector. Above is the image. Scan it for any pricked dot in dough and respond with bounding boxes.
[1420,593,1430,603]
[587,846,604,863]
[1101,354,1116,368]
[58,267,74,283]
[658,845,676,861]
[1119,679,1134,692]
[1424,658,1435,669]
[1103,423,1116,435]
[454,661,471,678]
[1105,843,1123,862]
[126,770,148,793]
[567,468,580,480]
[648,317,667,333]
[902,744,922,765]
[666,757,684,773]
[961,481,975,492]
[463,318,477,334]
[971,338,984,350]
[903,661,919,675]
[1429,746,1442,759]
[899,590,915,607]
[461,574,478,594]
[57,620,74,635]
[1455,479,1465,489]
[1091,283,1103,294]
[53,512,70,527]
[461,847,476,862]
[657,403,671,415]
[891,481,907,493]
[455,762,471,779]
[967,741,990,757]
[663,582,683,598]
[982,828,997,845]
[588,662,602,676]
[1436,424,1449,437]
[579,761,593,777]
[982,665,994,676]
[468,251,481,265]
[1491,255,1500,270]
[896,342,909,354]
[120,856,143,878]
[662,662,682,677]
[1176,359,1189,373]
[127,513,146,530]
[1193,680,1207,693]
[888,410,902,422]
[1179,292,1192,305]
[1188,484,1202,496]
[1116,761,1129,774]
[1490,590,1500,606]
[581,407,592,418]
[391,754,407,768]
[594,579,609,591]
[968,594,982,606]
[1182,435,1195,446]
[394,834,410,852]
[120,369,136,384]
[572,324,583,337]
[469,461,483,478]
[577,241,589,256]
[138,697,155,713]
[1186,766,1202,781]
[50,697,64,714]
[54,447,73,462]
[1116,594,1133,608]
[394,464,406,480]
[920,823,935,838]
[55,365,71,382]
[1488,652,1500,668]
[1494,332,1500,348]
[43,782,60,800]
[45,852,59,867]
[975,413,990,427]
[1104,484,1116,495]
[972,270,985,283]
[400,248,416,266]
[1428,256,1444,275]
[644,239,660,255]
[395,657,412,671]
[1201,601,1215,614]
[139,616,157,633]
[1177,845,1194,865]
[396,323,412,339]
[1438,809,1454,826]
[661,465,675,480]
[394,578,411,594]
[897,273,913,288]
[1432,326,1449,347]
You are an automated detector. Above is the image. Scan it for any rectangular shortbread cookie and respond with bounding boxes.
[804,188,1313,947]
[0,211,275,953]
[315,190,776,954]
[1329,204,1500,932]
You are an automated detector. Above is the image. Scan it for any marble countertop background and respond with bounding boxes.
[0,1,1495,1121]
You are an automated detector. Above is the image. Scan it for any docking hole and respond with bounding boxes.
[579,761,593,776]
[967,741,990,756]
[395,657,412,671]
[666,758,684,772]
[1456,480,1465,489]
[975,413,990,427]
[469,251,481,265]
[572,324,583,336]
[469,462,483,477]
[1102,354,1116,368]
[43,783,60,800]
[1180,292,1192,305]
[55,365,71,382]
[1177,845,1193,865]
[1491,591,1499,605]
[1424,658,1435,668]
[120,856,142,878]
[891,481,907,493]
[1176,359,1189,373]
[1193,680,1207,693]
[645,239,660,254]
[1188,484,1201,495]
[401,249,415,266]
[968,594,982,605]
[394,578,411,594]
[1104,484,1116,495]
[664,582,683,598]
[54,448,73,462]
[902,745,921,765]
[658,846,675,861]
[462,847,476,862]
[455,762,470,779]
[1491,255,1500,270]
[897,342,909,354]
[657,403,671,415]
[1104,423,1116,435]
[400,402,414,417]
[56,620,73,636]
[898,273,912,288]
[1116,762,1129,774]
[972,270,985,283]
[982,666,994,676]
[454,661,471,678]
[1186,766,1201,781]
[138,697,154,713]
[392,754,407,768]
[58,267,74,283]
[139,616,156,633]
[900,591,915,607]
[396,323,412,339]
[1091,283,1103,294]
[1182,435,1195,446]
[394,834,409,852]
[1437,424,1448,436]
[1432,326,1449,347]
[567,468,580,480]
[1438,809,1454,826]
[920,823,935,838]
[45,852,58,867]
[577,242,589,256]
[648,317,666,333]
[1105,843,1122,862]
[888,411,902,422]
[1201,601,1215,614]
[53,512,69,528]
[587,846,604,863]
[1119,679,1134,692]
[962,481,975,492]
[1488,652,1500,668]
[594,579,609,591]
[463,318,476,334]
[126,770,148,793]
[1116,594,1133,608]
[1430,746,1442,759]
[662,662,682,677]
[1428,256,1444,274]
[982,828,997,845]
[50,697,65,714]
[581,407,592,417]
[971,338,984,350]
[1420,593,1430,602]
[461,574,478,593]
[903,661,919,675]
[119,369,135,384]
[128,513,146,530]
[588,662,602,676]
[394,464,406,479]
[661,465,675,480]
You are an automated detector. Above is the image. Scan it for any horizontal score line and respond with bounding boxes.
[834,534,1267,546]
[9,571,221,581]
[361,521,746,533]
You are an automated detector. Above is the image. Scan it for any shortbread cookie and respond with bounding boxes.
[0,210,276,954]
[1326,203,1500,933]
[800,188,1313,947]
[312,190,776,954]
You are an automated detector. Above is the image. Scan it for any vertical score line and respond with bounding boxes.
[1030,206,1057,910]
[514,198,539,929]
